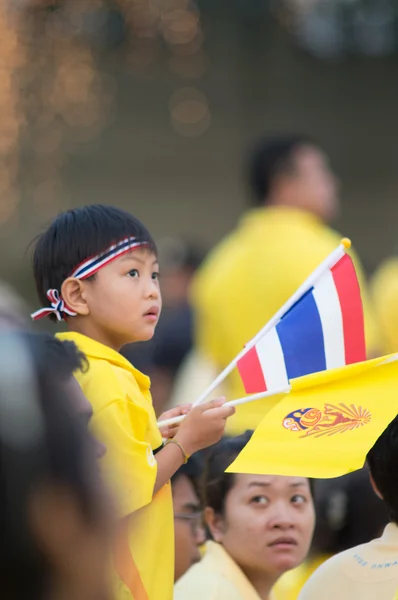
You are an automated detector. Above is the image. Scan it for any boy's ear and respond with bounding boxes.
[61,278,90,316]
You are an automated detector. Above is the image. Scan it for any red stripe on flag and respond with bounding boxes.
[237,346,268,393]
[331,254,366,364]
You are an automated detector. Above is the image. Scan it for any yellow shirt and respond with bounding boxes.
[299,524,398,600]
[191,206,379,434]
[272,556,329,600]
[58,332,174,600]
[174,540,270,600]
[371,257,398,354]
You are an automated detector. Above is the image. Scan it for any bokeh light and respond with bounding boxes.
[169,86,210,137]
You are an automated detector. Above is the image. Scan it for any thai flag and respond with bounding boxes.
[237,253,366,394]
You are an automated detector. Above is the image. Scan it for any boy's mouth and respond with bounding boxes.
[143,306,159,320]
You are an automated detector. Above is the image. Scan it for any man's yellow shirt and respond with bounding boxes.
[58,332,174,600]
[191,206,380,435]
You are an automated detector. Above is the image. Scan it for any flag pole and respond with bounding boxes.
[191,239,351,408]
[157,385,291,428]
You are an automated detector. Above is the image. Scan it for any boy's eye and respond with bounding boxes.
[152,272,160,281]
[128,269,139,278]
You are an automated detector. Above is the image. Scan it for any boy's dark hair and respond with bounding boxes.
[203,431,314,516]
[32,204,157,319]
[367,415,398,525]
[0,332,98,600]
[247,134,315,205]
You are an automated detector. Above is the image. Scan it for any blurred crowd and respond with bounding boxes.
[2,133,398,600]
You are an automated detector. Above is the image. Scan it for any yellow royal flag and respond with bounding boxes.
[227,354,398,479]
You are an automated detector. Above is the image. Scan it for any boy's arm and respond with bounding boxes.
[154,398,235,494]
[93,396,234,508]
[154,442,186,494]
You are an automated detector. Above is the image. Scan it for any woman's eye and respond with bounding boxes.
[152,271,160,281]
[291,494,307,505]
[128,269,139,278]
[251,495,269,505]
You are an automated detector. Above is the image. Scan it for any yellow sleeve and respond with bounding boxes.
[85,365,158,518]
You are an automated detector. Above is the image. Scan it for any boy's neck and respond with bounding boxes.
[67,319,122,353]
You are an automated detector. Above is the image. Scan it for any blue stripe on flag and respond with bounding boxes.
[276,289,326,380]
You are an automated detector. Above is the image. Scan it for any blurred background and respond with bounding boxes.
[0,0,397,301]
[0,5,397,597]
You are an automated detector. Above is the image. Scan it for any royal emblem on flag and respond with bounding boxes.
[283,404,372,438]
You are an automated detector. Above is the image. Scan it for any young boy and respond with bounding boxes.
[31,204,234,600]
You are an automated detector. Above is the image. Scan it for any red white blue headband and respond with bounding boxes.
[31,237,148,322]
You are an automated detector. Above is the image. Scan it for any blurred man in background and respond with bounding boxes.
[190,135,380,434]
[172,454,206,583]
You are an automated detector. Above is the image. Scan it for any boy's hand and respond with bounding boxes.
[158,404,191,439]
[175,397,235,456]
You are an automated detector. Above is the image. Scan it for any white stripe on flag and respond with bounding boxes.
[256,327,289,390]
[312,270,345,369]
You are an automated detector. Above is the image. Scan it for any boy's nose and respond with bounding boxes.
[146,279,160,299]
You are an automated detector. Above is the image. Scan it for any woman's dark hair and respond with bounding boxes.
[367,414,398,525]
[203,431,314,516]
[0,332,99,600]
[203,431,254,514]
[32,204,157,320]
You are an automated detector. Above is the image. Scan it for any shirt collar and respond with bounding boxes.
[203,541,263,600]
[381,522,398,543]
[241,206,323,230]
[57,331,150,390]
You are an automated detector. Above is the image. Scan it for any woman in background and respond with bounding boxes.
[175,432,315,600]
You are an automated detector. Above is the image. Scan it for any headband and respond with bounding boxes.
[31,237,148,322]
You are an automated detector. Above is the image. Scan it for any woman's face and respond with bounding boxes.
[207,474,315,578]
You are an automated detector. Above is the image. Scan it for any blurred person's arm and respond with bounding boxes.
[167,349,227,409]
[370,257,398,356]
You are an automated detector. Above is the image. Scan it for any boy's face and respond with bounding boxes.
[81,248,162,350]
